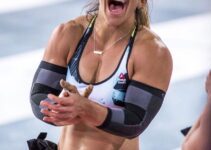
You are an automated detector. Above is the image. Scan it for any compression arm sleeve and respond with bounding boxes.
[98,80,165,139]
[30,61,67,123]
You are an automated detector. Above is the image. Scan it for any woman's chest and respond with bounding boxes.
[66,64,130,108]
[79,49,126,84]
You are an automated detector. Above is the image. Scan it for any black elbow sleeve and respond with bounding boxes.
[30,61,67,123]
[98,80,165,139]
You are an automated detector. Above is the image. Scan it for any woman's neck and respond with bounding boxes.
[94,14,135,48]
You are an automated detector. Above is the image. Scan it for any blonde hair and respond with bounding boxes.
[85,0,150,28]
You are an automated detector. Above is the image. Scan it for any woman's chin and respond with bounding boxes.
[105,12,125,27]
[105,18,124,27]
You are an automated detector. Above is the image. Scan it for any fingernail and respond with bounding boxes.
[48,94,55,99]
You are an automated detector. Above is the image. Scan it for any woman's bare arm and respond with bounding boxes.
[30,20,84,123]
[182,71,211,150]
[43,20,84,66]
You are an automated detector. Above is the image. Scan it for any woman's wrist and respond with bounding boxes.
[80,99,108,126]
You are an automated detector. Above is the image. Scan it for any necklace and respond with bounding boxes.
[93,26,132,55]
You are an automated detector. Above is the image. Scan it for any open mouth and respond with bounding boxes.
[108,0,127,15]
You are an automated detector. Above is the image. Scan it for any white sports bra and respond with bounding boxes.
[66,17,138,108]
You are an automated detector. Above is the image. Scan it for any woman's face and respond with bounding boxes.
[98,0,142,27]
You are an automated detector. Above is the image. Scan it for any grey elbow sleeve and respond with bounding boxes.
[30,61,67,123]
[98,80,165,139]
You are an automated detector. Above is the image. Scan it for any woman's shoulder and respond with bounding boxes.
[131,26,173,91]
[133,26,172,65]
[55,15,88,39]
[43,16,89,65]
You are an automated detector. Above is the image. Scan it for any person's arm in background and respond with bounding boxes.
[182,71,211,150]
[30,21,84,123]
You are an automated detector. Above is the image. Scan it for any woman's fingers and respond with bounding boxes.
[47,94,61,103]
[40,82,92,126]
[83,85,93,98]
[47,94,74,106]
[43,115,81,126]
[40,101,74,113]
[40,100,59,111]
[43,116,63,123]
[60,79,79,94]
[60,80,93,98]
[63,91,70,97]
[41,109,73,119]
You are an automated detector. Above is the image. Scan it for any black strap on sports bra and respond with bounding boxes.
[68,16,138,83]
[68,16,97,80]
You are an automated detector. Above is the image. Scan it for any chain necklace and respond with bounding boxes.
[93,26,132,55]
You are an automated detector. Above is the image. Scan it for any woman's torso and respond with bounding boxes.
[59,124,139,150]
[58,16,139,150]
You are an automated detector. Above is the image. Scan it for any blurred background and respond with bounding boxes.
[0,0,210,149]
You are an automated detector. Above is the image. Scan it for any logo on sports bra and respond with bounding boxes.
[118,73,127,84]
[112,73,129,107]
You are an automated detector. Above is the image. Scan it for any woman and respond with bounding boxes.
[181,71,211,150]
[30,0,172,149]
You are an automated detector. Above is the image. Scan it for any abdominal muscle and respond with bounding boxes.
[58,123,139,150]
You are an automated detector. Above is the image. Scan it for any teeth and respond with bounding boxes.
[117,0,125,2]
[112,0,126,3]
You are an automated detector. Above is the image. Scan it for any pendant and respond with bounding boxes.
[93,50,103,55]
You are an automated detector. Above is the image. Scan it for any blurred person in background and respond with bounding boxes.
[181,71,211,150]
[30,0,172,149]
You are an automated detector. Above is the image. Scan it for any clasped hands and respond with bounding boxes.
[40,79,93,126]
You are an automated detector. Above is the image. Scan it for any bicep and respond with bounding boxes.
[42,24,71,67]
[132,47,173,91]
